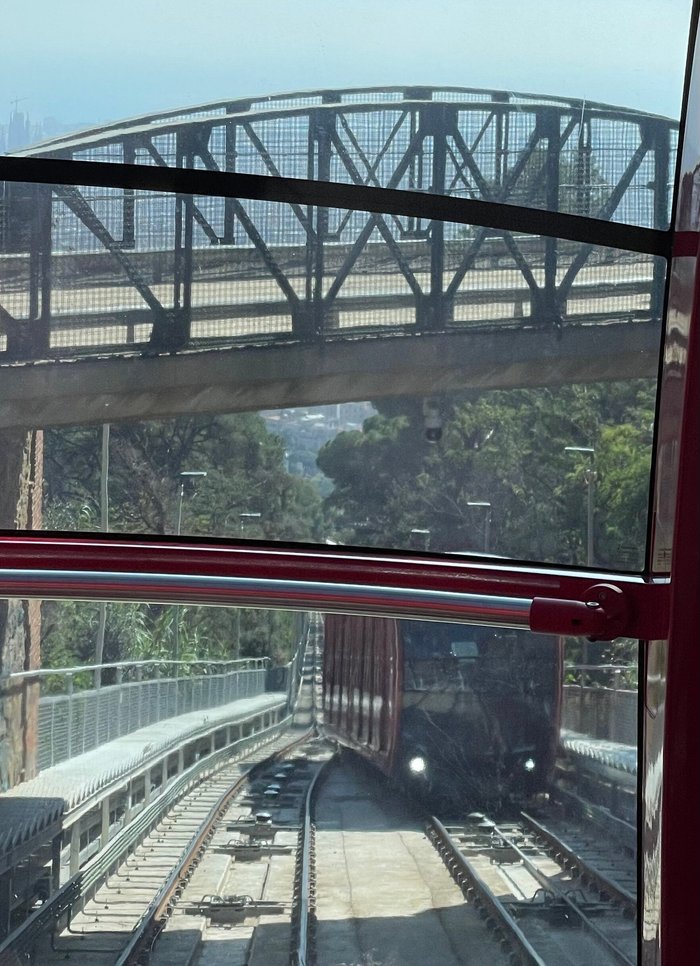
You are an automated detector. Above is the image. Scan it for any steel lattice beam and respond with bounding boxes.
[0,87,676,365]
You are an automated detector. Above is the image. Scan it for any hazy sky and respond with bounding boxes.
[0,0,694,129]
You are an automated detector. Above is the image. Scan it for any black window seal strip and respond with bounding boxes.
[0,155,670,259]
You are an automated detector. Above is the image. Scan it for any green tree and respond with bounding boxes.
[318,381,654,569]
[41,412,323,669]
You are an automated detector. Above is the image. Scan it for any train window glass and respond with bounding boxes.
[0,4,695,959]
[0,598,641,962]
[0,181,665,572]
[450,639,479,660]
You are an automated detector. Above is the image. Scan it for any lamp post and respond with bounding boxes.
[467,501,492,552]
[565,447,595,689]
[228,511,263,658]
[564,446,595,567]
[95,423,110,687]
[176,471,207,537]
[174,471,207,669]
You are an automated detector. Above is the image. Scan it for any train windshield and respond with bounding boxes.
[1,2,697,964]
[0,3,691,573]
[400,621,558,692]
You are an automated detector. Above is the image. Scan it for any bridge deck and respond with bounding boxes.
[0,319,661,430]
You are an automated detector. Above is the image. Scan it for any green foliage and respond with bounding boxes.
[319,382,654,570]
[42,413,321,670]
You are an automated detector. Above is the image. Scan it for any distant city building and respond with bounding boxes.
[1,109,94,155]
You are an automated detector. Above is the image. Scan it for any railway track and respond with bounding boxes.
[144,619,329,966]
[2,610,639,966]
[2,619,326,966]
[143,738,333,966]
[14,728,313,966]
[427,810,636,966]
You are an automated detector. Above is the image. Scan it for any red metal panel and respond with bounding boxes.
[651,18,700,959]
[659,244,700,965]
[0,537,669,640]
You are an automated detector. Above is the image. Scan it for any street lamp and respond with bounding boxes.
[564,446,595,567]
[565,446,596,690]
[467,501,492,553]
[228,511,262,658]
[174,471,207,672]
[176,471,208,536]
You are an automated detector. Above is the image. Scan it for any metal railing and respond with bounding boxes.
[0,713,291,965]
[562,664,637,745]
[6,658,269,772]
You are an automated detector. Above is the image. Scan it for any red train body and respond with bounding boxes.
[322,614,562,807]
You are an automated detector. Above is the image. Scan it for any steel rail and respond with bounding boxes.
[114,728,314,966]
[520,811,636,915]
[488,820,635,966]
[427,816,547,966]
[291,755,331,966]
[0,716,293,966]
[551,784,637,854]
[113,781,248,966]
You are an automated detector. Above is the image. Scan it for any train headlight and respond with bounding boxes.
[523,758,536,772]
[408,755,427,775]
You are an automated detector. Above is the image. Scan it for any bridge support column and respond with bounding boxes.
[0,429,43,790]
[0,871,11,940]
[124,781,133,823]
[51,833,61,894]
[100,797,111,849]
[69,822,81,877]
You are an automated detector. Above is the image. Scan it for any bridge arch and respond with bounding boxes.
[0,87,674,428]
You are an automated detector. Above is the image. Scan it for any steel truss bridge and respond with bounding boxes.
[0,86,677,428]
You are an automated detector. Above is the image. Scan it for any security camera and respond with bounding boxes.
[423,398,443,443]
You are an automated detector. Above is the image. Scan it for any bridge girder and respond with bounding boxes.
[0,87,675,368]
[0,321,661,432]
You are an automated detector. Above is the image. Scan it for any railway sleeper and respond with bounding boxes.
[507,893,612,926]
[224,840,293,859]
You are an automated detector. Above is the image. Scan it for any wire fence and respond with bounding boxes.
[8,659,272,772]
[0,89,676,359]
[562,664,637,745]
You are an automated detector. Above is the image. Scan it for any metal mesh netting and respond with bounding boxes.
[36,666,267,771]
[561,685,637,746]
[0,183,663,354]
[22,89,677,231]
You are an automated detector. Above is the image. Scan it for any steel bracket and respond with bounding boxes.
[530,583,630,641]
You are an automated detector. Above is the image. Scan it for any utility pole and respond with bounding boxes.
[173,471,207,668]
[94,424,110,687]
